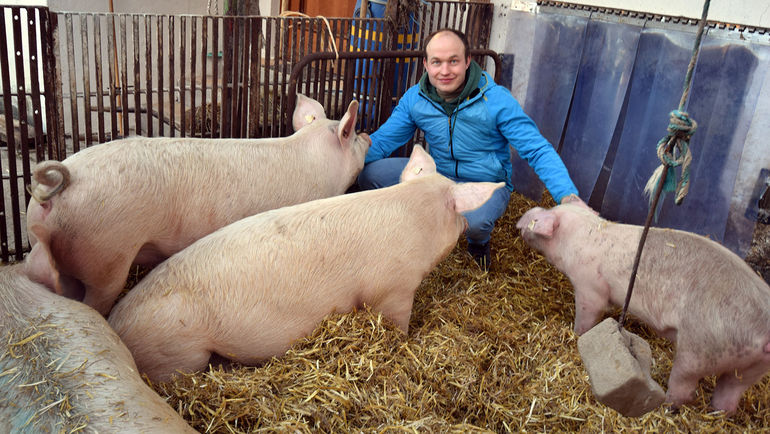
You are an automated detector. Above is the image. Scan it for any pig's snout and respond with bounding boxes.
[358,132,372,147]
[515,216,530,231]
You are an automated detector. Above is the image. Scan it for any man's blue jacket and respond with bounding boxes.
[366,70,578,203]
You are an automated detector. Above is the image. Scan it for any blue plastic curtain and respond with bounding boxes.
[502,10,770,257]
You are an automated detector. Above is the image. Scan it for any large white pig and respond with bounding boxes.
[107,145,504,382]
[1,237,195,433]
[25,94,370,315]
[516,204,770,414]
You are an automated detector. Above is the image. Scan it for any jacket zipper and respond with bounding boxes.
[449,109,458,177]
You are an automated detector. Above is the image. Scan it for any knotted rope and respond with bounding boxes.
[646,110,696,206]
[618,0,710,328]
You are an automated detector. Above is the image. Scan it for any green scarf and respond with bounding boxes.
[420,60,482,115]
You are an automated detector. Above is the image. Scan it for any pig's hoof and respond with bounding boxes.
[664,403,682,415]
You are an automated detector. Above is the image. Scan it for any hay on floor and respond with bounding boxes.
[150,192,770,433]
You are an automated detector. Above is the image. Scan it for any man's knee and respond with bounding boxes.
[356,165,378,190]
[357,158,409,190]
[465,219,497,244]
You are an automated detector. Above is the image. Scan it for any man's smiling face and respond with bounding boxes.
[423,31,471,100]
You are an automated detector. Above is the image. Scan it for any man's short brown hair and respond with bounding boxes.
[423,28,470,60]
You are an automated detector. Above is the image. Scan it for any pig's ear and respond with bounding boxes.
[24,224,63,295]
[529,213,559,238]
[292,94,328,132]
[451,182,505,213]
[336,100,359,148]
[400,145,437,182]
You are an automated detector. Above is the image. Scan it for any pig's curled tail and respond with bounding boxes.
[26,161,70,203]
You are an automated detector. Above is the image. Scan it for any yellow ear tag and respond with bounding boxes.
[413,166,423,175]
[304,114,315,124]
[528,219,536,231]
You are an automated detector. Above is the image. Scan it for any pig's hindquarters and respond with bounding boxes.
[597,225,770,413]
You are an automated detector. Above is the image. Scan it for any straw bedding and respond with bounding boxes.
[145,192,770,433]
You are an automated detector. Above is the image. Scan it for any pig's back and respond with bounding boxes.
[142,176,460,302]
[0,266,194,433]
[57,135,342,232]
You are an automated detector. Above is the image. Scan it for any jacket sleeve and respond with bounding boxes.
[495,89,578,203]
[366,87,420,163]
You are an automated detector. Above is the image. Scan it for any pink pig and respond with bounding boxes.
[107,145,504,382]
[0,243,195,432]
[516,203,770,414]
[24,94,370,315]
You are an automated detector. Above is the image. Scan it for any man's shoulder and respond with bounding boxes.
[475,80,521,112]
[478,74,515,99]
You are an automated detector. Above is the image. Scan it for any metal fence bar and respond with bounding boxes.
[233,17,245,138]
[0,9,15,261]
[263,17,274,138]
[200,16,209,138]
[64,13,80,152]
[27,8,45,164]
[107,14,118,139]
[48,12,65,161]
[179,15,186,137]
[167,15,175,137]
[11,7,31,223]
[210,16,219,138]
[132,15,140,136]
[79,14,92,146]
[156,15,164,137]
[119,14,129,137]
[94,14,106,143]
[144,16,152,137]
[247,16,259,138]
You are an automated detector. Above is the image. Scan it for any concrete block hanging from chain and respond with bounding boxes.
[577,317,665,417]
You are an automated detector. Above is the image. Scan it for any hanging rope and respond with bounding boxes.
[618,0,710,329]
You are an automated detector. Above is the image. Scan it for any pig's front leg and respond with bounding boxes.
[571,279,611,336]
[374,293,416,334]
[664,350,701,410]
[134,334,213,383]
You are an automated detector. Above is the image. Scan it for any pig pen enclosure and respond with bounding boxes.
[140,192,770,432]
[0,1,495,261]
[3,1,770,433]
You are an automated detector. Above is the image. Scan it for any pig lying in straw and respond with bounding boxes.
[107,145,505,382]
[25,94,370,316]
[516,203,770,414]
[0,246,195,433]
